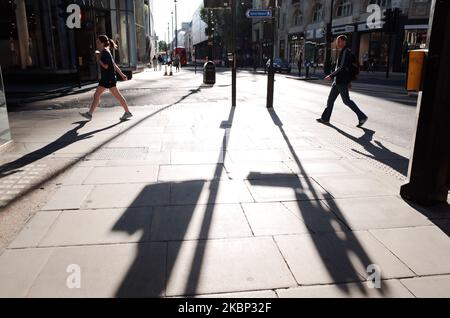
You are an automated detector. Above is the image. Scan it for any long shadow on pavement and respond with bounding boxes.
[112,105,236,297]
[322,123,409,177]
[246,108,389,295]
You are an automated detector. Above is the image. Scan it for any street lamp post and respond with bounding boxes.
[266,0,278,109]
[171,11,174,52]
[174,0,178,49]
[324,0,335,75]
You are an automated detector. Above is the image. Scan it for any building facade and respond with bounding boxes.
[0,0,157,83]
[252,0,431,72]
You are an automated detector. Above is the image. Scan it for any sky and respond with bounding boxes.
[153,0,203,43]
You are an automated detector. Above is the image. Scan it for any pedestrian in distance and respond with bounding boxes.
[80,35,132,122]
[174,54,180,72]
[152,55,158,71]
[317,35,368,127]
[297,53,303,77]
[158,55,163,71]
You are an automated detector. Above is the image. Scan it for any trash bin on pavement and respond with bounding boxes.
[203,61,216,85]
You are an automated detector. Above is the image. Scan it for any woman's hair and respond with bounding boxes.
[98,35,118,50]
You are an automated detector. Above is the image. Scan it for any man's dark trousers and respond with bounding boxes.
[321,83,367,122]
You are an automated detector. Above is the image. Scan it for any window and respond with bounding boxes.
[292,10,302,26]
[336,0,353,17]
[368,0,392,7]
[312,3,324,23]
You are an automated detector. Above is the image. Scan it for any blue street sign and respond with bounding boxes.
[246,9,272,18]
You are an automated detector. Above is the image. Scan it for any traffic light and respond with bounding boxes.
[204,0,230,9]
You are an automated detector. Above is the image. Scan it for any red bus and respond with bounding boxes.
[174,47,187,66]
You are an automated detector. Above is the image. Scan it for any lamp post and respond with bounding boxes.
[324,0,335,75]
[171,11,174,52]
[174,0,178,49]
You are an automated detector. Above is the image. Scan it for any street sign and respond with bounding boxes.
[246,9,272,19]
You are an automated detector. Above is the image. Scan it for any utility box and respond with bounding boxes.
[407,49,428,92]
[203,61,216,85]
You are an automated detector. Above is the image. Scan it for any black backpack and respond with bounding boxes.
[345,49,360,81]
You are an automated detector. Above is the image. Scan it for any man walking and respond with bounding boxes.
[317,35,368,127]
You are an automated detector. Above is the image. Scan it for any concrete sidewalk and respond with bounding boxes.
[0,97,449,298]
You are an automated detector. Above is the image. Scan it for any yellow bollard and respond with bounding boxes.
[407,49,427,92]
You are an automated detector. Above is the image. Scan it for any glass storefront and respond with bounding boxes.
[304,39,325,67]
[0,66,11,147]
[359,31,389,71]
[1,0,137,82]
[288,33,304,65]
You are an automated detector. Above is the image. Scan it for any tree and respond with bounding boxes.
[200,1,252,53]
[158,41,168,52]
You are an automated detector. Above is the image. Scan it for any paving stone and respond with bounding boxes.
[151,204,252,241]
[39,208,152,247]
[166,237,296,296]
[313,175,399,198]
[225,162,294,180]
[83,183,170,209]
[0,248,53,297]
[194,290,277,298]
[9,211,61,249]
[324,197,432,231]
[228,150,292,163]
[245,176,331,203]
[63,166,94,185]
[83,165,159,184]
[276,280,414,298]
[281,201,349,233]
[285,159,360,176]
[274,231,413,286]
[170,180,254,205]
[170,151,226,164]
[27,243,166,298]
[401,275,450,298]
[241,202,310,236]
[42,185,94,211]
[158,165,228,182]
[370,226,450,276]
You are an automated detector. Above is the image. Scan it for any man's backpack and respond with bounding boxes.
[347,49,360,81]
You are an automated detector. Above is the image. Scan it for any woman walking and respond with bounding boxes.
[80,35,132,121]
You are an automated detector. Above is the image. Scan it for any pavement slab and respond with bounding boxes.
[27,243,166,298]
[400,275,450,298]
[323,196,432,231]
[37,208,152,247]
[276,280,414,298]
[370,226,450,276]
[82,183,170,209]
[165,237,297,297]
[0,248,53,298]
[150,204,252,241]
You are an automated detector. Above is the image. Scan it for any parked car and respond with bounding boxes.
[273,58,291,74]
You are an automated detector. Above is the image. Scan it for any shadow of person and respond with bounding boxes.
[325,124,409,177]
[0,120,124,178]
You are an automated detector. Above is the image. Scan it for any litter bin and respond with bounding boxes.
[203,61,216,85]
